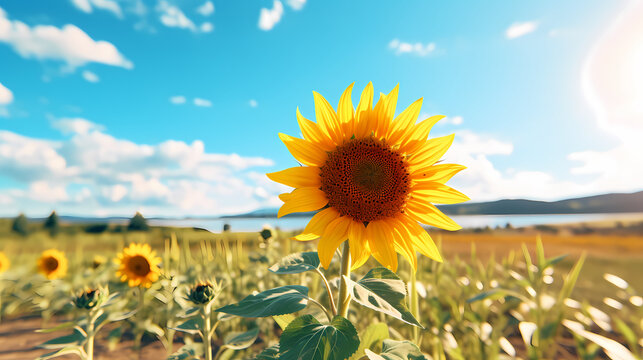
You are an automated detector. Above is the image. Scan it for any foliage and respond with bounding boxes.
[128,212,149,232]
[11,213,28,236]
[44,211,60,236]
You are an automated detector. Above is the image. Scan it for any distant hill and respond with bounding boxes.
[223,191,643,218]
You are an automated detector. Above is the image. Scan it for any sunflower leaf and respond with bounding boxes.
[170,317,203,335]
[279,315,360,360]
[223,327,260,350]
[257,344,280,359]
[365,340,425,360]
[346,267,422,328]
[269,252,320,274]
[215,285,309,318]
[38,328,87,349]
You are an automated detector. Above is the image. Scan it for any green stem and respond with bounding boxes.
[86,309,97,360]
[410,269,419,344]
[203,304,213,360]
[337,241,351,318]
[315,268,337,316]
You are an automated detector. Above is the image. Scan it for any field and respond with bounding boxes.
[0,218,642,360]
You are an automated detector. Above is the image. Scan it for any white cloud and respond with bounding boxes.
[0,81,13,105]
[286,0,306,10]
[70,0,123,18]
[200,22,214,33]
[82,70,99,83]
[52,117,104,135]
[157,0,197,32]
[505,21,538,39]
[258,0,284,31]
[389,39,436,56]
[197,1,215,16]
[193,98,212,107]
[0,7,133,70]
[0,121,275,216]
[249,99,258,108]
[170,95,186,104]
[447,116,463,125]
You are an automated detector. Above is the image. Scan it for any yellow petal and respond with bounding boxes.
[411,182,470,204]
[398,215,443,262]
[353,82,374,138]
[296,107,335,150]
[366,220,398,271]
[267,166,321,188]
[409,134,454,167]
[400,115,444,154]
[409,163,466,183]
[404,202,462,231]
[373,85,399,138]
[387,98,423,146]
[293,207,341,241]
[348,220,370,270]
[318,216,352,269]
[385,218,417,270]
[313,91,342,143]
[278,133,327,166]
[277,187,328,218]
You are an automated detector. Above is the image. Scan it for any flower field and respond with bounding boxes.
[0,222,642,360]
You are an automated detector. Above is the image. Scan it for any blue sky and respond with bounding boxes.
[0,0,642,217]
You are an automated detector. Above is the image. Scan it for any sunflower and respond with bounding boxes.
[115,243,161,288]
[0,251,9,273]
[37,249,68,279]
[267,83,469,271]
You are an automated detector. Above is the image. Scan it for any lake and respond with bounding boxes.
[149,212,643,233]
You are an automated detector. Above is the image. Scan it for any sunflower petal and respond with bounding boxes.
[387,97,423,146]
[386,218,417,270]
[277,187,328,218]
[411,182,470,204]
[366,220,398,271]
[348,220,370,270]
[296,107,334,150]
[400,115,444,153]
[405,202,462,231]
[293,207,341,241]
[278,133,328,166]
[353,82,374,138]
[409,134,454,167]
[313,91,341,143]
[409,163,466,183]
[267,166,321,188]
[398,215,443,262]
[318,216,352,269]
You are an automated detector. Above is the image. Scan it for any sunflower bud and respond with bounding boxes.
[259,227,273,241]
[74,287,106,310]
[187,282,216,305]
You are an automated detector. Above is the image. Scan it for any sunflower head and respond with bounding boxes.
[115,243,161,288]
[92,254,107,269]
[74,286,107,310]
[187,281,219,305]
[37,249,68,279]
[267,83,469,272]
[0,251,9,273]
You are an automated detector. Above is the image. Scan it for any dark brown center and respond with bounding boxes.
[44,257,59,272]
[320,137,410,222]
[128,255,151,277]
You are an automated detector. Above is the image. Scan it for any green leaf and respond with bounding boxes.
[346,267,422,328]
[216,285,309,318]
[351,323,389,360]
[178,306,200,319]
[223,327,260,350]
[545,254,567,267]
[279,315,360,360]
[257,345,280,360]
[269,252,320,274]
[170,318,203,335]
[273,314,296,330]
[613,318,637,350]
[168,343,205,360]
[557,254,586,304]
[35,346,86,360]
[38,328,87,349]
[35,321,75,333]
[364,340,425,360]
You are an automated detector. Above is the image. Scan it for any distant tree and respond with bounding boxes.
[85,223,109,234]
[128,212,149,231]
[44,211,60,236]
[12,213,29,237]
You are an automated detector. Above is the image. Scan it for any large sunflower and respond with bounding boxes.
[267,83,469,271]
[0,251,9,273]
[37,249,68,279]
[115,243,161,288]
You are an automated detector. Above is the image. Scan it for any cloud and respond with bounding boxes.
[200,22,214,33]
[169,95,186,104]
[0,7,133,70]
[505,21,538,39]
[197,1,215,16]
[82,70,99,83]
[446,116,463,125]
[193,98,212,107]
[249,99,258,108]
[389,39,437,56]
[286,0,306,10]
[157,0,196,31]
[70,0,123,18]
[258,0,284,31]
[0,81,13,105]
[0,120,275,216]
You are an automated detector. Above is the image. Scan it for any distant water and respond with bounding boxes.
[149,212,643,233]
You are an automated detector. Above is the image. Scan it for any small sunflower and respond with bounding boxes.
[38,249,68,279]
[0,251,10,273]
[115,243,161,288]
[267,83,469,272]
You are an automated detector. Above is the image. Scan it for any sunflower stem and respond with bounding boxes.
[315,268,337,316]
[410,268,420,344]
[337,241,351,318]
[203,303,213,360]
